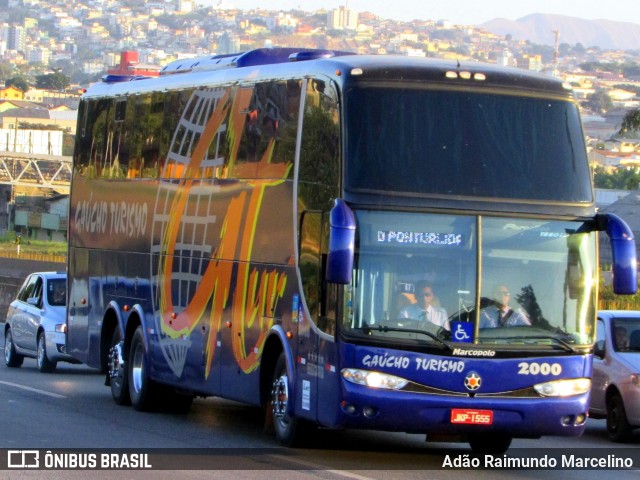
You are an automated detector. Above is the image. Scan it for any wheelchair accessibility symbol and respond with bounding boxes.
[451,322,474,342]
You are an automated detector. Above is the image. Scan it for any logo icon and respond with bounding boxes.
[464,371,482,391]
[8,450,39,468]
[451,322,473,342]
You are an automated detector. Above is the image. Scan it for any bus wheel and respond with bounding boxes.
[109,328,131,405]
[271,353,308,447]
[128,325,158,411]
[468,433,512,454]
[607,393,632,442]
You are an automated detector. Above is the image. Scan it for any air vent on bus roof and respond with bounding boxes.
[101,74,154,83]
[160,47,354,75]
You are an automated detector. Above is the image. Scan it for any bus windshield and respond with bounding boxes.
[344,85,591,203]
[341,210,597,348]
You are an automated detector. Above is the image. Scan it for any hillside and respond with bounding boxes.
[480,13,640,50]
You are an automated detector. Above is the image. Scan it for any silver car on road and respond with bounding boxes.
[4,271,78,373]
[590,310,640,442]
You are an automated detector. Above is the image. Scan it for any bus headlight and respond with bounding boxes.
[341,368,409,390]
[534,378,591,397]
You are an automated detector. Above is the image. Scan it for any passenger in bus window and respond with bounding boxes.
[397,281,450,331]
[479,284,531,328]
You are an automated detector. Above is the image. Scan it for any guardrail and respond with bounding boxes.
[0,251,66,263]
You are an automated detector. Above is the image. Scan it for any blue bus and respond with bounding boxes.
[66,48,637,453]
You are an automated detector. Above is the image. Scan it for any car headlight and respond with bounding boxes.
[55,324,67,333]
[631,374,640,388]
[342,368,409,390]
[534,378,591,397]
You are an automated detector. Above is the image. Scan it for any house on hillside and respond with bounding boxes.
[0,99,42,112]
[0,107,77,133]
[589,149,640,171]
[0,86,24,100]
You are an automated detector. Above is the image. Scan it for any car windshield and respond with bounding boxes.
[611,318,640,352]
[47,278,66,307]
[341,210,597,349]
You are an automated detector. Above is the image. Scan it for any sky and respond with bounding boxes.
[195,0,640,26]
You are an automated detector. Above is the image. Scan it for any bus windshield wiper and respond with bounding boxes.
[362,324,453,351]
[479,334,578,353]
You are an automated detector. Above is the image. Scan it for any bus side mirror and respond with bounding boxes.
[598,213,638,295]
[326,199,355,284]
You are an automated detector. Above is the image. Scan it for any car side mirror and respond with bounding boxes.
[593,340,605,359]
[27,297,40,307]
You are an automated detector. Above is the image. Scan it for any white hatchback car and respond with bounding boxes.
[4,271,78,373]
[590,310,640,442]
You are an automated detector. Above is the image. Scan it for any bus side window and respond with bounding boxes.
[299,78,340,186]
[299,211,322,326]
[300,209,336,336]
[320,211,337,336]
[76,99,111,178]
[230,81,300,180]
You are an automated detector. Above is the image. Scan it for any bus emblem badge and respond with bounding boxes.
[464,372,482,391]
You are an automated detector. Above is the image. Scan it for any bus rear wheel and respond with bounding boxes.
[468,432,512,454]
[270,353,309,447]
[128,326,159,411]
[109,328,130,405]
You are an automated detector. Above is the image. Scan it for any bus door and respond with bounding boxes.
[298,210,340,423]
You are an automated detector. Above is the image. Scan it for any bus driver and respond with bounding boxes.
[480,284,531,328]
[397,281,450,331]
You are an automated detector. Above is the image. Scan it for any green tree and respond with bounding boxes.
[584,89,613,114]
[35,71,71,91]
[5,76,30,92]
[593,165,640,190]
[618,109,640,137]
[0,62,13,82]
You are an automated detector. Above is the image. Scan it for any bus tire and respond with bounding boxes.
[128,325,158,411]
[606,393,632,442]
[109,328,131,405]
[270,353,310,447]
[468,432,512,454]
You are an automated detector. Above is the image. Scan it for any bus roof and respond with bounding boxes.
[86,48,574,100]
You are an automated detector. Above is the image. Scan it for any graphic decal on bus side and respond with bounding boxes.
[150,85,291,378]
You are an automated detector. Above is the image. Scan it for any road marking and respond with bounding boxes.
[0,380,66,399]
[270,455,376,480]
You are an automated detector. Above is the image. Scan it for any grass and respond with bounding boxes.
[0,234,67,260]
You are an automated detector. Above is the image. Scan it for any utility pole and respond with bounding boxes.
[552,30,560,77]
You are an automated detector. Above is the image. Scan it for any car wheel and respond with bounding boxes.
[270,353,311,446]
[4,328,24,368]
[37,333,57,373]
[109,328,131,405]
[128,325,159,411]
[606,393,633,442]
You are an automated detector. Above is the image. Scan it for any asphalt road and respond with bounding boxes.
[1,329,639,480]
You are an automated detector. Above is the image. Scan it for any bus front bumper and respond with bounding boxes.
[333,384,589,438]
